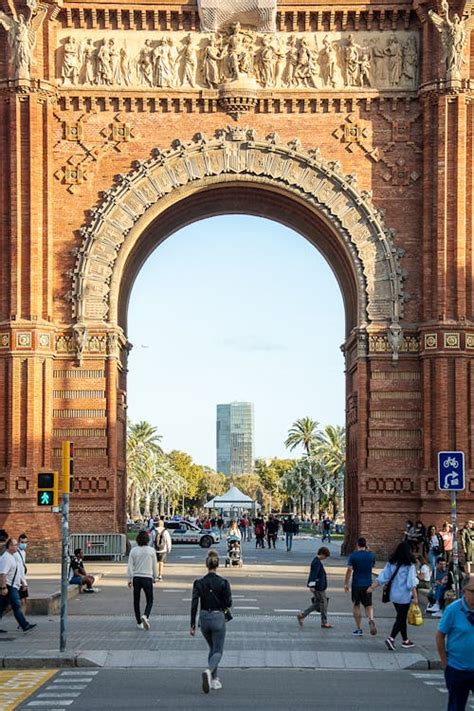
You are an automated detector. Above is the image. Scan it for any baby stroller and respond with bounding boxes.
[225,535,243,567]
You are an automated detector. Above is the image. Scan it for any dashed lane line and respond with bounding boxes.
[0,670,56,711]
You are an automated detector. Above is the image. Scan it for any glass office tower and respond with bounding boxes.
[216,402,254,476]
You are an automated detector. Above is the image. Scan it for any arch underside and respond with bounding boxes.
[72,129,405,340]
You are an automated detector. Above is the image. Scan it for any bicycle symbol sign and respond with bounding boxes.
[438,451,465,491]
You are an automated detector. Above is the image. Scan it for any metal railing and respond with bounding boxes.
[69,533,126,560]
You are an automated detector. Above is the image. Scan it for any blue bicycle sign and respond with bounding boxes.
[438,451,465,491]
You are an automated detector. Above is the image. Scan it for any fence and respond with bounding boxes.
[69,533,126,560]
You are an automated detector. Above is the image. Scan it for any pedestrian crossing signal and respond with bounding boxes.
[37,471,59,507]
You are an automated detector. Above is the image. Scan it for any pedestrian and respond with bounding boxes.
[190,550,232,694]
[238,515,246,541]
[367,541,418,650]
[228,520,241,540]
[265,514,279,549]
[16,533,29,610]
[321,515,332,543]
[283,515,296,552]
[0,538,36,633]
[425,524,445,574]
[441,522,454,564]
[344,537,377,636]
[154,518,172,581]
[427,558,450,616]
[127,530,157,630]
[217,516,224,534]
[415,555,432,590]
[147,517,157,548]
[254,516,265,549]
[68,548,97,592]
[297,546,333,629]
[436,575,474,710]
[461,521,474,575]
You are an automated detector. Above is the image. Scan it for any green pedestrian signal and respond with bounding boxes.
[38,491,53,506]
[37,471,59,507]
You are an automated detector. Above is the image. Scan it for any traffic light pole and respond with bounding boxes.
[60,492,69,652]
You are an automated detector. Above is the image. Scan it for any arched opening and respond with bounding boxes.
[126,213,345,519]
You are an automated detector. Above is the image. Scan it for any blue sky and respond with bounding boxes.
[127,215,345,468]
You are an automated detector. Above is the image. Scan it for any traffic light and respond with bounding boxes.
[61,441,74,494]
[37,471,59,507]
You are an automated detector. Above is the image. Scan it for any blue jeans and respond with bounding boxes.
[428,550,441,575]
[286,533,293,551]
[445,665,474,710]
[0,586,28,630]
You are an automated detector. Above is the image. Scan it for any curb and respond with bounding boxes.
[0,654,102,669]
[405,658,443,670]
[26,573,103,615]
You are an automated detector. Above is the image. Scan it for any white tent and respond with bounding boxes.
[204,485,259,510]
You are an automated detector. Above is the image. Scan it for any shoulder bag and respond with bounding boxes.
[382,563,401,604]
[209,584,233,622]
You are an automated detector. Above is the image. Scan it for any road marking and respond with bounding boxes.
[59,672,98,676]
[234,606,260,610]
[0,670,56,711]
[274,609,300,613]
[181,598,192,601]
[26,701,74,707]
[179,556,196,559]
[162,589,183,592]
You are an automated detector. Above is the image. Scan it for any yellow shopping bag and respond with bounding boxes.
[407,603,423,626]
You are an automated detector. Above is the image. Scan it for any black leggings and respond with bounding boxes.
[390,602,410,641]
[133,576,153,624]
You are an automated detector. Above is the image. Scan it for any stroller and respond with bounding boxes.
[225,534,243,567]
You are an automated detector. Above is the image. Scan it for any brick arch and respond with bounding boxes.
[72,128,405,346]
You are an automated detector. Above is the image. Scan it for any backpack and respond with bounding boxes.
[154,529,166,552]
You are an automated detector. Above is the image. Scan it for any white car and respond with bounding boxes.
[164,520,220,548]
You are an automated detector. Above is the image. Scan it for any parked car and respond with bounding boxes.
[164,520,220,548]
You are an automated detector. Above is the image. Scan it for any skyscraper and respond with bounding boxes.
[216,402,254,476]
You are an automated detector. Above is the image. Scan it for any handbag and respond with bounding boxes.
[209,585,233,623]
[407,603,423,626]
[382,563,401,604]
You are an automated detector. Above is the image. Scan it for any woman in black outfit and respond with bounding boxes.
[190,550,232,694]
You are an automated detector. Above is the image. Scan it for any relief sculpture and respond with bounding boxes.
[56,29,419,92]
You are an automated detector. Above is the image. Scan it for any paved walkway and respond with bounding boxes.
[0,537,442,671]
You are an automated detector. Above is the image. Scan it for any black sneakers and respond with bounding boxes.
[23,623,37,633]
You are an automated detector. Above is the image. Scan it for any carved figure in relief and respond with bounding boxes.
[344,35,360,86]
[119,46,132,86]
[402,35,418,86]
[108,38,121,84]
[138,39,154,87]
[202,35,222,88]
[386,34,403,86]
[97,39,112,85]
[61,35,80,85]
[359,47,372,87]
[181,34,197,87]
[321,35,337,87]
[257,34,276,87]
[0,4,39,81]
[82,38,97,84]
[223,21,254,80]
[153,39,172,87]
[429,5,467,80]
[294,37,319,88]
[370,39,388,83]
[167,37,180,87]
[284,35,298,86]
[273,36,286,86]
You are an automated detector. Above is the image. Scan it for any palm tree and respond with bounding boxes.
[285,417,319,456]
[315,425,346,517]
[126,420,163,519]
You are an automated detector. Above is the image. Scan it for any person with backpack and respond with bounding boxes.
[154,519,172,581]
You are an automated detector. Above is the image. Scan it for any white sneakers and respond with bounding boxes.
[137,623,144,629]
[211,679,222,690]
[141,615,150,630]
[426,603,440,613]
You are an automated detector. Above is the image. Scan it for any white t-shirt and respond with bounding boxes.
[419,564,431,582]
[127,545,157,580]
[0,551,23,589]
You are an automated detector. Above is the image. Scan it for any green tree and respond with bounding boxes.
[315,425,346,517]
[285,417,319,456]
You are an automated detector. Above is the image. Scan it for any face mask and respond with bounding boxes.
[18,543,27,550]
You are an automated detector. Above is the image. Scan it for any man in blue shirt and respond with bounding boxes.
[344,537,377,636]
[436,576,474,710]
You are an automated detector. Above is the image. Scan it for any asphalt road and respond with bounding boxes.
[16,669,454,711]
